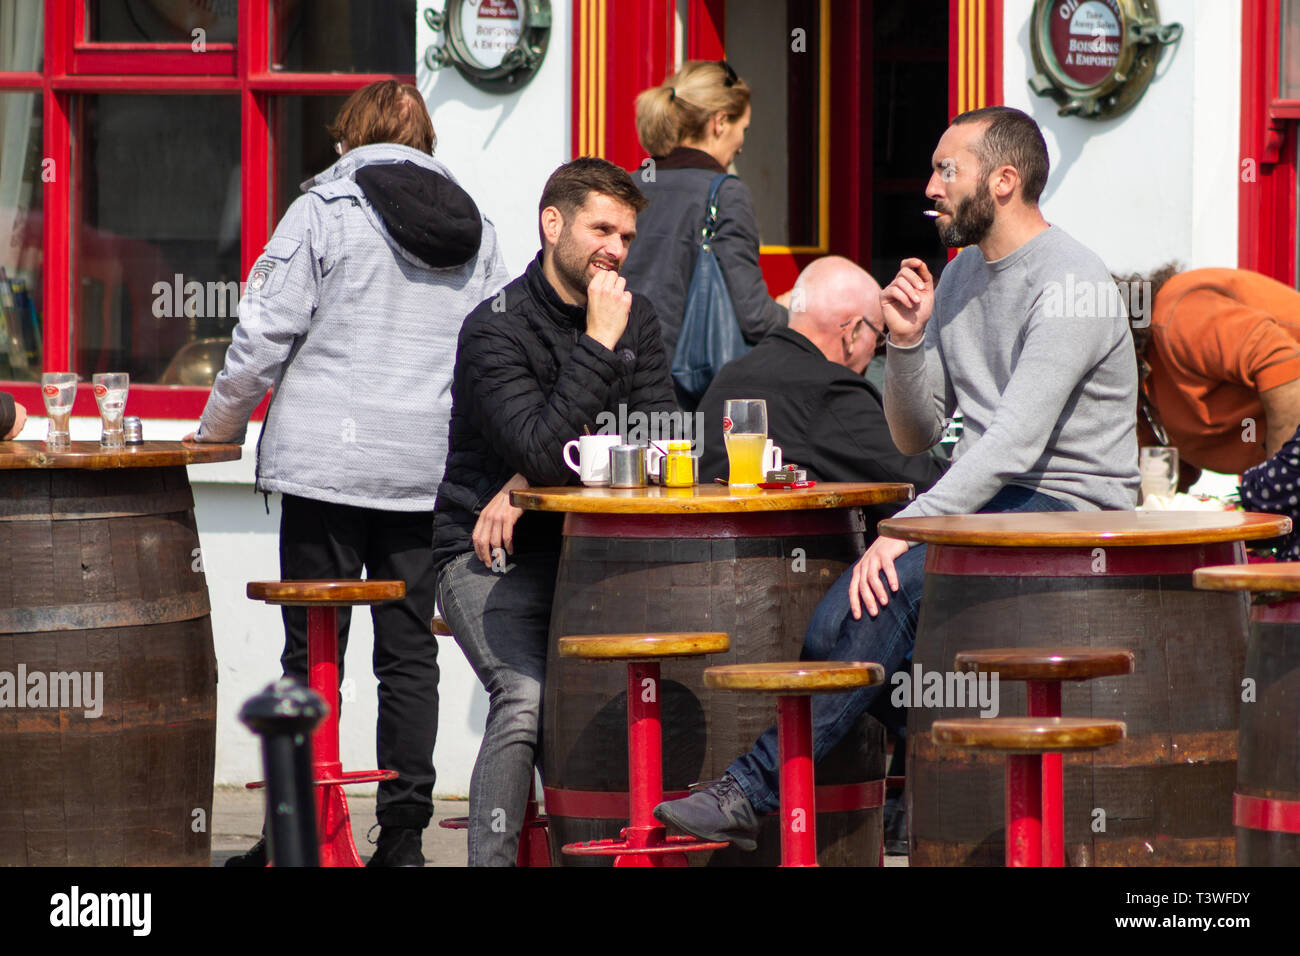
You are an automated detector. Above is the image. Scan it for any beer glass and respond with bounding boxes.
[92,372,129,449]
[1139,445,1178,502]
[723,399,767,487]
[41,372,77,449]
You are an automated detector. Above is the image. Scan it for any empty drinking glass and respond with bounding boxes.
[1140,445,1179,502]
[92,372,129,449]
[41,372,77,449]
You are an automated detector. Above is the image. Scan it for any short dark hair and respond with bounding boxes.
[951,106,1049,205]
[538,157,648,242]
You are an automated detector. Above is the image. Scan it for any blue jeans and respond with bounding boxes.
[727,485,1077,813]
[436,550,558,866]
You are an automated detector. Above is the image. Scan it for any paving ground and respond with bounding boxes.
[211,785,909,867]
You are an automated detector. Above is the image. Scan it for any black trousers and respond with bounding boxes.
[278,494,439,829]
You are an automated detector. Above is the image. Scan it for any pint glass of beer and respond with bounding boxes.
[723,399,768,487]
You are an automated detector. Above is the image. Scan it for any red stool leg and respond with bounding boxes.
[1028,680,1064,867]
[306,605,364,868]
[616,660,682,866]
[516,778,551,868]
[777,695,818,867]
[1005,754,1043,867]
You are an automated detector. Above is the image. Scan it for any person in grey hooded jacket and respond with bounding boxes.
[190,81,508,867]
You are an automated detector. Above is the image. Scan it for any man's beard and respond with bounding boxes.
[553,228,618,300]
[936,185,995,248]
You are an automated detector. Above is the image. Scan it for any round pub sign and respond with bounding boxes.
[424,0,552,94]
[1029,0,1182,119]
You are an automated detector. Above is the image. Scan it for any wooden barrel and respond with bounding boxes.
[1194,564,1300,865]
[0,442,234,866]
[542,506,885,866]
[881,512,1289,868]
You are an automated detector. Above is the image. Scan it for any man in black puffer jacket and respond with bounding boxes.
[433,158,677,866]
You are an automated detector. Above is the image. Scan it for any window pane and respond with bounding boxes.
[87,0,237,44]
[272,0,415,73]
[725,0,820,248]
[273,95,349,222]
[75,95,240,386]
[0,91,42,381]
[0,0,44,71]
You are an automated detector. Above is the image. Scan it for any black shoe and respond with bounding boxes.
[883,796,908,856]
[653,775,760,852]
[365,826,426,867]
[224,837,268,868]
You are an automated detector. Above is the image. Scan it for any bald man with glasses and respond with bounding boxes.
[695,255,947,503]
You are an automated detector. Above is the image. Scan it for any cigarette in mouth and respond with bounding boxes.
[922,210,941,218]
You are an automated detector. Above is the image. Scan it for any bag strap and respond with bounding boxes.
[700,173,735,245]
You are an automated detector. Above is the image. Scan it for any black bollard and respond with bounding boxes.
[238,678,327,867]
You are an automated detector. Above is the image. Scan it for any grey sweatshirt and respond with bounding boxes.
[883,225,1140,520]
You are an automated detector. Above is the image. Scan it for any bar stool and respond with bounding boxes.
[430,614,550,867]
[559,632,732,866]
[953,648,1134,866]
[703,661,885,867]
[931,717,1125,867]
[246,579,405,867]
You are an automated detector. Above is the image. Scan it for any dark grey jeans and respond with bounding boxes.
[436,550,558,866]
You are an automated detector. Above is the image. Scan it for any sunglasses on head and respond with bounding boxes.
[717,59,738,87]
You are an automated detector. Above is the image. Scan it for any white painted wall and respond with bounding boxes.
[1002,0,1241,276]
[417,1,574,275]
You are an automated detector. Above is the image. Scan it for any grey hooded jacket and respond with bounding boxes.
[196,143,509,510]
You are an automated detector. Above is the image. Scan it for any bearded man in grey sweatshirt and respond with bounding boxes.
[656,106,1141,850]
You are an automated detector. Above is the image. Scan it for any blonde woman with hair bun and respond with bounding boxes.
[620,60,790,410]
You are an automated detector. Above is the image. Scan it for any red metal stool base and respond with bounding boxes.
[563,831,729,866]
[438,784,551,867]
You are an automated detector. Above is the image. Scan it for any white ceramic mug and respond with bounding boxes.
[563,434,623,486]
[763,440,783,474]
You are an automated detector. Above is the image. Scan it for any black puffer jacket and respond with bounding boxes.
[432,253,677,571]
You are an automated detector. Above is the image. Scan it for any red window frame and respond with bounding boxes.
[0,0,415,420]
[1240,0,1298,285]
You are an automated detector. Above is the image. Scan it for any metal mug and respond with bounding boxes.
[609,444,647,488]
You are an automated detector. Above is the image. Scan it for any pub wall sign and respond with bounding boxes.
[424,0,552,94]
[1029,0,1182,119]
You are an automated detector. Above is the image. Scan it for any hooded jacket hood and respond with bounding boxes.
[301,144,484,270]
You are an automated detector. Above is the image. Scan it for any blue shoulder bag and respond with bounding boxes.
[671,173,750,399]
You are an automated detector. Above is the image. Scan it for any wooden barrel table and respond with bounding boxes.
[1194,563,1300,866]
[879,511,1290,867]
[514,482,913,867]
[0,440,240,866]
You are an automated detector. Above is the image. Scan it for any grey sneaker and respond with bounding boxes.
[654,775,759,852]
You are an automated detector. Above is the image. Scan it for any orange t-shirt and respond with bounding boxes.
[1147,268,1300,474]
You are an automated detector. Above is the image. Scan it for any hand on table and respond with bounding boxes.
[473,472,530,569]
[4,402,27,440]
[848,534,911,620]
[880,258,935,348]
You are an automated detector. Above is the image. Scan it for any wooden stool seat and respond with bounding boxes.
[1194,564,1300,592]
[878,511,1291,547]
[247,579,405,606]
[704,661,884,694]
[558,632,730,660]
[430,615,452,636]
[932,717,1127,753]
[953,647,1135,682]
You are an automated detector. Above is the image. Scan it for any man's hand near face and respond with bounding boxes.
[585,269,631,352]
[881,258,935,348]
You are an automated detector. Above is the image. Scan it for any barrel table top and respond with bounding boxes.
[879,511,1291,547]
[0,440,242,470]
[513,482,913,514]
[1194,563,1300,592]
